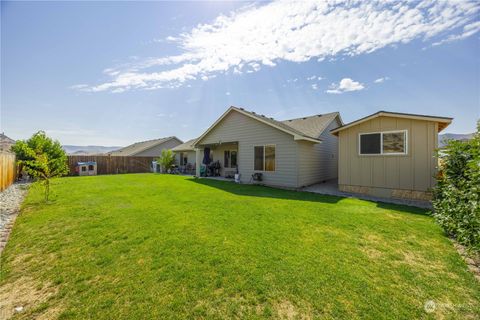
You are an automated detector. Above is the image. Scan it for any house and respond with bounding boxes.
[331,111,452,201]
[108,136,182,157]
[193,106,342,188]
[172,138,197,173]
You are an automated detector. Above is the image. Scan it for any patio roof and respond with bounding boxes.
[171,138,197,152]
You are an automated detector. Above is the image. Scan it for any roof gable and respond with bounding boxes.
[331,111,452,135]
[195,107,343,146]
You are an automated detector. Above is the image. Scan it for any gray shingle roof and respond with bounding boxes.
[109,136,180,156]
[281,112,340,138]
[171,138,197,152]
[233,107,340,140]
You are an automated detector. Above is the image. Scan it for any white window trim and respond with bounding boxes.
[253,144,276,172]
[358,130,408,156]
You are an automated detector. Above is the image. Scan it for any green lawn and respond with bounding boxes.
[1,174,479,319]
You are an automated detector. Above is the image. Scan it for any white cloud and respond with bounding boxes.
[432,21,480,46]
[225,91,231,96]
[307,75,325,81]
[374,77,390,84]
[311,83,318,90]
[326,78,365,94]
[76,0,480,92]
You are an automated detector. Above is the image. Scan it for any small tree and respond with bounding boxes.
[12,131,69,201]
[157,149,176,173]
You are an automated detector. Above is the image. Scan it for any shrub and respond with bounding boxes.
[433,122,480,252]
[12,131,69,201]
[157,149,176,173]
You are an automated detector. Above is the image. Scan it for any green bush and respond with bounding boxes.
[157,149,176,173]
[433,123,480,252]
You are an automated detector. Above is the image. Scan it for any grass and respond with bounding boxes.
[1,174,479,319]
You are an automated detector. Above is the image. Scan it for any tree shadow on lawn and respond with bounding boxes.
[187,178,430,216]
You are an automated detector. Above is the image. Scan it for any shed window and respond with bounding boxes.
[383,132,406,154]
[88,165,94,170]
[254,145,275,171]
[360,133,381,154]
[359,130,407,155]
[81,166,87,172]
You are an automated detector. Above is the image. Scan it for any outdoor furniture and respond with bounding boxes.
[208,161,221,176]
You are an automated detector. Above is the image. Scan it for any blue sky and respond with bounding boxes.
[1,1,479,146]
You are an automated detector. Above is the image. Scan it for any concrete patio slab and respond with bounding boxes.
[302,179,432,209]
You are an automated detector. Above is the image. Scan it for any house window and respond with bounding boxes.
[224,150,230,168]
[224,150,238,168]
[254,146,264,170]
[254,145,275,171]
[359,130,407,155]
[265,145,275,171]
[231,151,237,167]
[81,166,87,172]
[179,152,188,166]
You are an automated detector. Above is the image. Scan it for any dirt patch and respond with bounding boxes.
[362,234,383,245]
[275,300,297,319]
[362,247,383,259]
[0,276,59,319]
[274,300,312,320]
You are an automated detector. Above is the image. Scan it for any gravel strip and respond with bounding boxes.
[0,182,30,253]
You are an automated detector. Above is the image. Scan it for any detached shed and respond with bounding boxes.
[331,111,452,201]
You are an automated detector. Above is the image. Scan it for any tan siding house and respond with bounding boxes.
[194,106,342,188]
[331,111,452,200]
[109,136,182,157]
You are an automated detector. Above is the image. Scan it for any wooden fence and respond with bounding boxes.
[0,152,16,191]
[67,155,156,176]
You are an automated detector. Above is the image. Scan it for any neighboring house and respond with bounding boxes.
[331,111,452,201]
[108,136,182,157]
[193,106,342,188]
[172,138,197,173]
[0,133,15,153]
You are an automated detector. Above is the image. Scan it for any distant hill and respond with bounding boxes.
[62,145,122,155]
[439,133,475,148]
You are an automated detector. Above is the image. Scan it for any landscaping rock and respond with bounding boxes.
[0,182,29,252]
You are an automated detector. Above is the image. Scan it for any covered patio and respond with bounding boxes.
[195,141,238,179]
